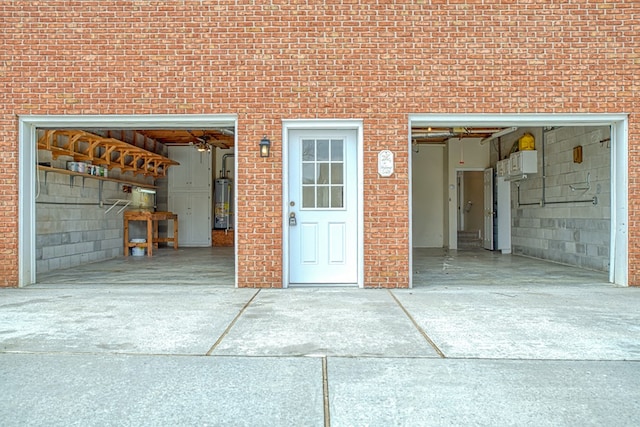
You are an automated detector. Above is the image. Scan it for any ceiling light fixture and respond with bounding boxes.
[187,130,214,152]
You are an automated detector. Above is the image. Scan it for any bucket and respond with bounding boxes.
[130,239,146,256]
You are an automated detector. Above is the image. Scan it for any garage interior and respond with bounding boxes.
[411,123,612,286]
[34,126,236,285]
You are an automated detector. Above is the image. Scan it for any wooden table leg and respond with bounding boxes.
[173,216,179,250]
[153,219,159,249]
[146,217,153,257]
[124,218,129,257]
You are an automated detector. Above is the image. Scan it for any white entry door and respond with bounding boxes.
[483,168,494,250]
[288,129,358,284]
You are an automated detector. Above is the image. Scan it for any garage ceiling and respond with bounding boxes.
[411,127,517,144]
[137,129,234,149]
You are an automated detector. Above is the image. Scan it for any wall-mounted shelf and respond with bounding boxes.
[37,165,157,189]
[37,129,178,179]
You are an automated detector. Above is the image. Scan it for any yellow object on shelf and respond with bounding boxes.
[518,133,535,151]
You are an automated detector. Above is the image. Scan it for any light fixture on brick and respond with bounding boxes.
[260,136,271,157]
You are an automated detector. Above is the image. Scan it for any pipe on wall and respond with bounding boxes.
[221,153,235,179]
[517,127,598,207]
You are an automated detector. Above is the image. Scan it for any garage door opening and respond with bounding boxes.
[19,115,238,287]
[409,114,628,288]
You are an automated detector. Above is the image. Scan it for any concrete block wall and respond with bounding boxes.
[36,173,123,275]
[36,151,155,275]
[511,126,611,271]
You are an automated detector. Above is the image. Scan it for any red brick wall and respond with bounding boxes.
[1,1,638,287]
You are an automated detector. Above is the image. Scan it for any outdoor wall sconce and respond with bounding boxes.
[260,136,271,157]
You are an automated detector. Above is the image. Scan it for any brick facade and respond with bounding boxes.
[1,1,638,287]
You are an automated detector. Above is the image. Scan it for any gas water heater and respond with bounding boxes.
[214,178,233,230]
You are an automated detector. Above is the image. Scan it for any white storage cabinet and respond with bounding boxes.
[168,146,212,247]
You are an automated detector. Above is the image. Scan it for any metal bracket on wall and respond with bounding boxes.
[66,174,86,189]
[104,199,132,215]
[569,172,591,192]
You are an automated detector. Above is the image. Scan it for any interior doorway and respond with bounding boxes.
[457,170,484,249]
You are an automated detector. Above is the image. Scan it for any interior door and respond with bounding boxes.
[288,129,358,284]
[483,168,494,250]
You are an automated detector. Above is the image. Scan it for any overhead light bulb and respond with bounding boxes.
[136,187,156,194]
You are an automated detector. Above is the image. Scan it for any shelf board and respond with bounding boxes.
[37,165,158,189]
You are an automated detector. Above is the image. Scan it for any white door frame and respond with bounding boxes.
[457,171,464,231]
[483,167,494,250]
[18,114,238,288]
[408,113,629,287]
[282,119,364,288]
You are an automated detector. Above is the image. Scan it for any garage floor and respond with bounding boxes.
[412,247,610,287]
[35,246,610,288]
[35,246,235,286]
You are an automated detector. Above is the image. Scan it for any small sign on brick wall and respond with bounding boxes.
[378,150,394,177]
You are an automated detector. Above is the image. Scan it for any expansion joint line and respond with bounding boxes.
[322,356,331,427]
[206,289,261,356]
[388,290,446,359]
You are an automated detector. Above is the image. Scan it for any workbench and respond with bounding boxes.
[124,211,178,257]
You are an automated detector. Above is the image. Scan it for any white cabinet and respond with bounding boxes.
[169,192,211,247]
[499,151,537,182]
[168,146,212,247]
[509,150,538,176]
[168,146,212,190]
[496,159,510,177]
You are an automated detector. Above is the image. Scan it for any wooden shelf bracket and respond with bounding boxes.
[37,129,179,179]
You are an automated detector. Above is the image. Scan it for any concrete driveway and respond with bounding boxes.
[1,282,639,426]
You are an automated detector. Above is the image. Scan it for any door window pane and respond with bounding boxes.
[331,140,343,161]
[317,186,329,208]
[317,140,330,161]
[317,163,329,184]
[331,163,343,185]
[302,187,315,208]
[303,164,315,184]
[331,186,344,208]
[302,140,315,161]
